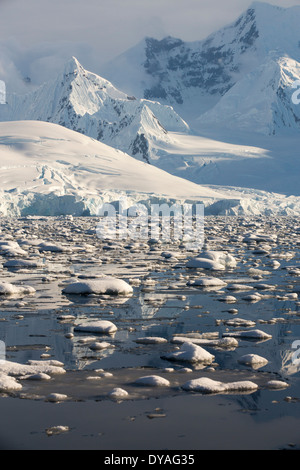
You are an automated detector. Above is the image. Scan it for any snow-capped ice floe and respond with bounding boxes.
[187,277,227,288]
[46,426,70,436]
[0,360,66,377]
[108,388,129,399]
[162,342,215,364]
[62,277,133,296]
[238,354,269,368]
[135,337,168,344]
[243,233,277,244]
[0,282,36,296]
[242,293,262,302]
[46,393,68,403]
[186,251,237,271]
[221,318,256,328]
[0,241,27,257]
[217,295,237,303]
[38,242,66,252]
[0,373,23,392]
[227,284,254,291]
[223,329,272,340]
[266,380,289,389]
[3,259,42,269]
[182,377,258,394]
[74,320,117,334]
[171,336,238,349]
[89,341,114,351]
[133,375,170,387]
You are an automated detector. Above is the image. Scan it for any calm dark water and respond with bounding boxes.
[0,215,299,450]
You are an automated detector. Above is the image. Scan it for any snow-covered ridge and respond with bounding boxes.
[0,120,224,217]
[0,120,299,217]
[0,57,189,163]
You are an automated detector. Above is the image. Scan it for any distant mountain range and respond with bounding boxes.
[0,1,300,208]
[102,2,300,134]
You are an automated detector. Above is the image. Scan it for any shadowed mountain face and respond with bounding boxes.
[101,2,300,132]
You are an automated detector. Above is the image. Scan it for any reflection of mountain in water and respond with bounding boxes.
[139,293,167,319]
[279,349,300,377]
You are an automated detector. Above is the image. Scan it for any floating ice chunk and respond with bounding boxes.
[46,393,68,402]
[62,277,133,296]
[74,320,117,334]
[28,360,64,368]
[284,293,298,300]
[0,373,22,392]
[267,380,289,389]
[182,377,258,394]
[269,260,281,269]
[243,233,277,243]
[0,360,66,377]
[187,277,227,287]
[38,242,66,252]
[97,371,113,378]
[46,426,70,436]
[186,258,225,270]
[222,318,256,328]
[242,294,262,302]
[0,241,27,257]
[134,375,170,387]
[201,251,237,267]
[171,336,238,349]
[24,373,52,381]
[161,251,183,259]
[89,341,113,350]
[238,354,268,368]
[254,284,275,290]
[108,388,129,399]
[162,342,215,364]
[4,259,41,269]
[217,295,237,303]
[0,282,36,296]
[223,329,272,340]
[135,337,168,344]
[227,284,254,290]
[186,250,237,270]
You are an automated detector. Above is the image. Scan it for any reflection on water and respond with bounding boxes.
[0,216,299,448]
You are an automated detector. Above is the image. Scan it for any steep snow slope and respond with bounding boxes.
[0,120,223,216]
[197,56,300,135]
[0,57,189,163]
[101,2,300,132]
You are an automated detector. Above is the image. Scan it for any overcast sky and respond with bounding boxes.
[1,0,300,90]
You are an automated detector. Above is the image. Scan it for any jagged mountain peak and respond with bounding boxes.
[101,2,300,129]
[0,56,189,162]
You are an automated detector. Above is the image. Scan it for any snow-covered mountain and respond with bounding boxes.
[0,57,189,163]
[101,2,300,134]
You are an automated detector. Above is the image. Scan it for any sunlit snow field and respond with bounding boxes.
[0,215,299,449]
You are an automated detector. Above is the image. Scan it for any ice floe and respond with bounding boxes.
[238,354,269,368]
[62,278,133,295]
[186,251,237,270]
[182,377,258,394]
[162,342,215,364]
[223,329,272,340]
[133,375,170,387]
[74,320,117,334]
[108,388,129,399]
[0,282,36,296]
